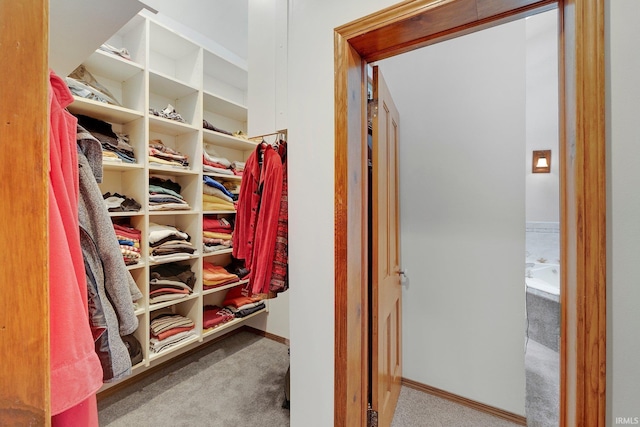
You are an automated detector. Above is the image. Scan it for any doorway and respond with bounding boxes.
[334,1,606,426]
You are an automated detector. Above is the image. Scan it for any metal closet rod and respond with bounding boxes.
[249,129,288,142]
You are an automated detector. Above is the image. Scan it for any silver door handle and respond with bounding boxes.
[397,269,407,283]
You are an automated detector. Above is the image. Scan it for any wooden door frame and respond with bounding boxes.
[334,0,605,426]
[0,0,50,425]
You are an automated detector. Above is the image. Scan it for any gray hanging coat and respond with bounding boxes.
[77,126,142,382]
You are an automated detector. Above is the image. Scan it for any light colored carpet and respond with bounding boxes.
[525,339,559,426]
[99,332,558,427]
[391,386,522,427]
[98,331,290,427]
[392,338,559,427]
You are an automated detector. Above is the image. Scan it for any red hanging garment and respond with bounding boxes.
[233,143,283,295]
[48,69,102,421]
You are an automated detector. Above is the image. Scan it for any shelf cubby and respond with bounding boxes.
[203,49,247,108]
[148,172,200,213]
[69,97,144,126]
[101,14,147,66]
[99,168,146,212]
[149,22,202,89]
[84,11,264,390]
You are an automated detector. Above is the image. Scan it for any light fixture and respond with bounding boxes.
[532,150,551,173]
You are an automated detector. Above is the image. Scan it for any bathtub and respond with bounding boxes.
[525,262,560,298]
[525,262,560,351]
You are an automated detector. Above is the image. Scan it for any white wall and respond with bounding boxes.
[607,0,640,424]
[287,1,402,424]
[248,0,288,136]
[140,0,248,62]
[525,10,559,223]
[273,0,640,424]
[377,19,526,416]
[244,0,290,339]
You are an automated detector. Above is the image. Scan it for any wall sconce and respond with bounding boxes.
[532,150,551,173]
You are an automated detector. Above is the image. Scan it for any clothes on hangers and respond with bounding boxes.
[233,137,288,296]
[77,125,142,383]
[48,69,103,421]
[270,140,289,294]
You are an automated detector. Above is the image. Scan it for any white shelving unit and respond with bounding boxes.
[67,12,265,388]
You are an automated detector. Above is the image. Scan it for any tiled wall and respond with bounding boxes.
[526,221,560,264]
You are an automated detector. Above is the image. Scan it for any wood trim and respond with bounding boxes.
[242,326,290,346]
[0,0,50,425]
[559,0,606,425]
[401,378,527,425]
[338,0,556,62]
[335,0,606,426]
[334,30,369,427]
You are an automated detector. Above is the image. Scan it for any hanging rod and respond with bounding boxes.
[248,129,288,142]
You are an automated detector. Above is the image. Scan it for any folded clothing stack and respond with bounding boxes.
[148,222,195,263]
[203,216,233,253]
[149,311,196,354]
[149,263,195,304]
[231,161,245,176]
[148,139,189,169]
[149,176,190,211]
[203,119,232,135]
[202,305,235,330]
[66,64,122,106]
[112,222,142,266]
[203,176,236,211]
[222,180,240,196]
[76,114,135,163]
[149,104,186,123]
[222,285,265,318]
[203,146,233,175]
[103,192,141,212]
[202,261,239,290]
[99,43,131,60]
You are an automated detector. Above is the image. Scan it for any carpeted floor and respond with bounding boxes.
[524,339,559,427]
[99,332,558,427]
[391,386,523,427]
[98,331,290,427]
[391,338,559,427]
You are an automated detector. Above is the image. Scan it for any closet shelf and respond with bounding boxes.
[148,253,200,266]
[147,209,200,216]
[202,279,249,296]
[83,49,144,82]
[202,309,267,339]
[69,97,144,125]
[202,248,233,257]
[102,161,144,172]
[148,335,200,362]
[148,164,199,176]
[134,307,146,316]
[131,360,146,371]
[203,172,242,181]
[109,211,144,218]
[203,210,236,215]
[203,91,247,122]
[149,293,200,312]
[148,116,198,137]
[127,262,145,271]
[149,71,199,99]
[203,129,257,151]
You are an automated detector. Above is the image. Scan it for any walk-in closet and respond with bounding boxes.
[6,0,291,424]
